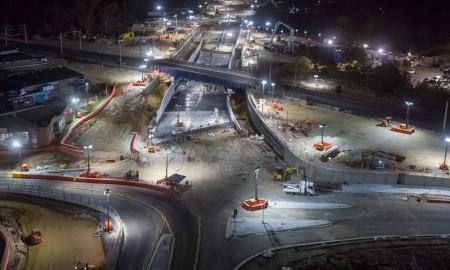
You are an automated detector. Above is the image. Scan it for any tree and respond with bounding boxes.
[98,1,120,36]
[366,63,410,97]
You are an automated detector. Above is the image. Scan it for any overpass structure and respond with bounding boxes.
[148,59,258,89]
[6,41,258,90]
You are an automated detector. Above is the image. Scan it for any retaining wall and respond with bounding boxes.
[246,90,450,187]
[171,28,200,59]
[188,38,203,63]
[226,95,243,132]
[154,78,182,124]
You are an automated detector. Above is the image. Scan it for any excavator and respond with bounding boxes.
[264,21,295,53]
[273,166,303,181]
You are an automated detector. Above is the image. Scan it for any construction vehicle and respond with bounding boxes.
[25,229,43,245]
[273,166,300,181]
[20,163,29,172]
[124,170,139,181]
[119,31,134,41]
[290,119,316,136]
[283,180,315,195]
[264,21,295,53]
[377,116,392,127]
[79,171,102,178]
[272,102,283,111]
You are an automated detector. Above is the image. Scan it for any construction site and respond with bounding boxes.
[251,91,448,176]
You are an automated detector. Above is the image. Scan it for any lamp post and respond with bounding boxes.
[378,48,384,62]
[72,97,80,109]
[83,145,93,173]
[175,104,181,126]
[13,141,22,165]
[261,80,267,98]
[139,64,146,81]
[271,82,275,101]
[443,138,450,167]
[254,166,260,201]
[405,101,413,127]
[104,188,111,232]
[318,124,327,144]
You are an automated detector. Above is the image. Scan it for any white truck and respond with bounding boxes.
[283,180,315,195]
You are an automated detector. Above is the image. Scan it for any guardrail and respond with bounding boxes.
[233,234,450,270]
[11,172,175,194]
[0,182,125,270]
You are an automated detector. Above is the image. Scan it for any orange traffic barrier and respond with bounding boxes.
[391,124,415,134]
[60,84,117,151]
[314,141,332,151]
[242,198,268,211]
[130,134,141,154]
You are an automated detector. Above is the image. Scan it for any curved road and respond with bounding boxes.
[0,176,196,270]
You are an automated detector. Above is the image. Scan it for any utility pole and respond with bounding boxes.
[4,26,7,46]
[23,24,27,43]
[59,33,64,58]
[442,100,448,136]
[119,41,122,66]
[79,30,82,50]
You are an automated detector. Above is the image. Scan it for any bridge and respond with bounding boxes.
[6,41,258,90]
[148,59,258,89]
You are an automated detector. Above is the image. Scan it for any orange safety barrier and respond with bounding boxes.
[60,84,117,151]
[242,198,268,211]
[390,124,415,135]
[0,228,11,270]
[130,134,141,154]
[13,173,175,195]
[314,142,332,151]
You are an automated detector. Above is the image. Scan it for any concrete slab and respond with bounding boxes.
[268,201,352,209]
[225,217,332,239]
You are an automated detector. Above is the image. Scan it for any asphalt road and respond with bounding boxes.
[0,176,196,270]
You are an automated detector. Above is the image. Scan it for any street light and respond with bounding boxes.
[318,124,327,144]
[83,144,93,173]
[12,140,22,164]
[156,5,162,10]
[405,101,413,127]
[327,39,333,45]
[139,64,146,81]
[363,43,369,49]
[265,22,271,26]
[271,82,275,101]
[261,80,267,97]
[72,97,80,108]
[254,166,260,201]
[104,188,111,232]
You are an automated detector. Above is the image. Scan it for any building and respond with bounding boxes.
[0,48,85,148]
[0,48,85,111]
[0,98,73,148]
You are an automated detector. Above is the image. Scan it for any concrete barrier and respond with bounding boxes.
[171,28,200,59]
[245,90,449,187]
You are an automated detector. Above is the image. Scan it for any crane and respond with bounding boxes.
[268,21,294,52]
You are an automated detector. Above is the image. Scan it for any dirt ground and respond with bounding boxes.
[0,198,104,270]
[69,81,168,153]
[260,94,445,174]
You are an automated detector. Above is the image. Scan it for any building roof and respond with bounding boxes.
[0,98,68,131]
[0,66,84,94]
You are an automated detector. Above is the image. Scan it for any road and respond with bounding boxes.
[0,176,196,270]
